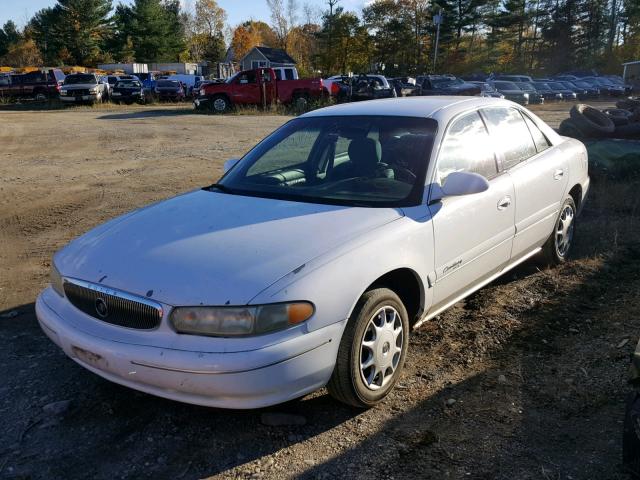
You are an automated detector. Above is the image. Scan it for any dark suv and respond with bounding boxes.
[0,68,65,101]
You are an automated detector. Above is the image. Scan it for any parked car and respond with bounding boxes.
[110,79,146,104]
[155,79,186,101]
[514,82,544,104]
[0,68,65,101]
[59,73,108,104]
[581,76,625,96]
[532,81,564,101]
[417,75,481,96]
[470,81,504,98]
[138,72,160,94]
[555,80,596,100]
[196,67,325,112]
[388,78,419,97]
[489,80,529,104]
[543,81,578,100]
[37,97,589,409]
[167,74,204,96]
[347,75,397,101]
[605,75,633,94]
[493,74,534,83]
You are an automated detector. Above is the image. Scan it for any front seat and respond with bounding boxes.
[331,137,394,180]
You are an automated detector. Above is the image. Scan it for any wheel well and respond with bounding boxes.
[569,184,582,210]
[368,268,423,326]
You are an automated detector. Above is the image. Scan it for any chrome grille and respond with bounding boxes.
[63,279,162,330]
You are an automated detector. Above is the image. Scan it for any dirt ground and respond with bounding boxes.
[1,100,639,480]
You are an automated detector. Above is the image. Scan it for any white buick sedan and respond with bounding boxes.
[37,97,589,408]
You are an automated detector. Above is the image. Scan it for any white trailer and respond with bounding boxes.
[98,63,149,74]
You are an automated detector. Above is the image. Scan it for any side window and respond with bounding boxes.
[482,107,537,169]
[274,69,282,81]
[522,113,551,153]
[436,111,498,185]
[237,71,257,84]
[284,69,295,80]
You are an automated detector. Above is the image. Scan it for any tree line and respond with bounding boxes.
[0,0,638,76]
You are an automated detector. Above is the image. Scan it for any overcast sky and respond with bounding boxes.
[0,0,367,29]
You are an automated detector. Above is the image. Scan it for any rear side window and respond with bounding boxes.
[522,114,550,153]
[482,107,537,169]
[284,69,295,80]
[436,111,498,184]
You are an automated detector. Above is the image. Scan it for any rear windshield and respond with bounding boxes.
[157,80,179,87]
[64,74,96,85]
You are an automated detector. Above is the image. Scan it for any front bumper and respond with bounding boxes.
[36,288,343,409]
[60,93,99,102]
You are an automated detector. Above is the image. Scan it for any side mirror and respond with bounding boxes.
[440,171,489,197]
[223,158,240,173]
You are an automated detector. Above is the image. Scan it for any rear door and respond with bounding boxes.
[428,110,516,312]
[482,107,569,260]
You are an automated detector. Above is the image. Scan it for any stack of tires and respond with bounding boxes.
[559,98,640,140]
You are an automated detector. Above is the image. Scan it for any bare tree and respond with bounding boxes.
[266,0,289,48]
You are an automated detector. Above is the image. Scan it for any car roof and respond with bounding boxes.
[301,96,517,120]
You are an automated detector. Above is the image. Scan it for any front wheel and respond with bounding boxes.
[327,288,409,408]
[541,196,577,265]
[210,95,230,113]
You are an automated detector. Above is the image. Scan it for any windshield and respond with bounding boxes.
[116,81,141,88]
[533,82,550,89]
[574,81,591,88]
[431,77,461,87]
[493,81,519,90]
[217,116,437,208]
[64,74,96,85]
[157,80,180,88]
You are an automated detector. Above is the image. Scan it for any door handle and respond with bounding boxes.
[497,196,512,210]
[554,169,564,180]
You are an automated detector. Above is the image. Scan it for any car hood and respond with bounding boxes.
[55,190,403,306]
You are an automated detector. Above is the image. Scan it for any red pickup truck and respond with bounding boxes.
[0,68,65,101]
[194,68,325,112]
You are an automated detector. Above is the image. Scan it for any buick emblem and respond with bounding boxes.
[95,298,108,318]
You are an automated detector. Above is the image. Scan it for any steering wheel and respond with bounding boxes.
[393,166,417,182]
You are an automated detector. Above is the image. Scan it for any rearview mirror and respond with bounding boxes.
[223,158,240,173]
[441,171,489,197]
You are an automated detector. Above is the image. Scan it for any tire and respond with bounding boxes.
[210,94,230,113]
[327,288,409,408]
[569,104,615,137]
[617,98,640,111]
[558,119,584,139]
[612,123,640,139]
[624,391,640,477]
[33,91,47,102]
[293,94,309,113]
[540,196,577,265]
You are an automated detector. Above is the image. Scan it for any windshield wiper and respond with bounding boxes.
[207,183,235,194]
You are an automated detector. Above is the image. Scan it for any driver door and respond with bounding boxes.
[428,110,516,312]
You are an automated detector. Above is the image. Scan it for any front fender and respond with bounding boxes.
[250,211,434,332]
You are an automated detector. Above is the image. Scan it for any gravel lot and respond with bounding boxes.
[1,100,638,480]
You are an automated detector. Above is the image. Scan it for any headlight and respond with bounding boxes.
[50,264,65,297]
[89,87,98,93]
[523,93,529,99]
[60,90,67,95]
[170,302,314,337]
